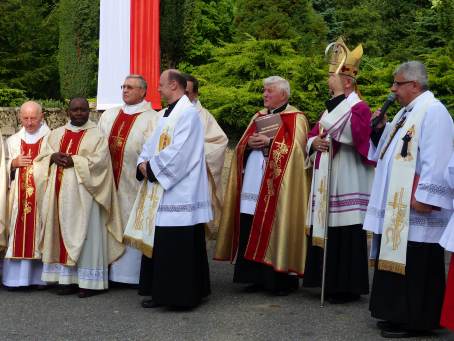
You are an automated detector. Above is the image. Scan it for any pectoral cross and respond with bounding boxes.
[112,122,125,153]
[385,188,407,250]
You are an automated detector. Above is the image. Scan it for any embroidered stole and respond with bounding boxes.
[55,129,86,265]
[123,97,191,257]
[377,96,436,274]
[243,114,296,262]
[310,97,360,247]
[11,139,43,258]
[108,110,140,188]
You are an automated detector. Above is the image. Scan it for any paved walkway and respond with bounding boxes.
[0,242,452,340]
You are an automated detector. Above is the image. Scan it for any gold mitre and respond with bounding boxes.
[327,37,363,78]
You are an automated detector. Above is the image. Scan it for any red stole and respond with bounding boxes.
[108,110,140,188]
[231,113,297,263]
[55,129,86,264]
[12,139,43,258]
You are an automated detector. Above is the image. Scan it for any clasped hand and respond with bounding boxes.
[312,133,330,153]
[139,161,148,177]
[247,133,270,149]
[51,152,74,168]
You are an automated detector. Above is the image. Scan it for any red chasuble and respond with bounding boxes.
[108,110,140,188]
[12,139,43,258]
[55,129,86,264]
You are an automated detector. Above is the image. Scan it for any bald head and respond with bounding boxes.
[20,101,43,134]
[158,69,187,104]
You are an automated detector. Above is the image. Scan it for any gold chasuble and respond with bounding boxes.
[34,121,124,266]
[215,106,311,275]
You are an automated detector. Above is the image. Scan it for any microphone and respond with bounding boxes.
[370,93,396,128]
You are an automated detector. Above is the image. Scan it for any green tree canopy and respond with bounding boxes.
[58,0,99,99]
[0,0,59,99]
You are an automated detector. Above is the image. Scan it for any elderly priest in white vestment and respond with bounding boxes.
[364,61,454,338]
[3,101,50,289]
[34,98,125,298]
[125,69,212,309]
[98,74,158,286]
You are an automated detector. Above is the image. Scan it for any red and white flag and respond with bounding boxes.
[97,0,161,110]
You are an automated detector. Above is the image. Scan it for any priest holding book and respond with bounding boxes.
[215,76,311,296]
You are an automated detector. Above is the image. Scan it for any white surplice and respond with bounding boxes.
[306,92,374,228]
[138,95,212,226]
[364,91,454,244]
[439,154,454,251]
[98,100,158,284]
[2,124,50,287]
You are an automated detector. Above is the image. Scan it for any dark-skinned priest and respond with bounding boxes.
[215,76,310,296]
[34,97,125,298]
[126,69,212,309]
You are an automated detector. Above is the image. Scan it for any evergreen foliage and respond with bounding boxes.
[0,88,28,107]
[58,0,99,99]
[235,0,327,48]
[0,0,453,131]
[187,39,454,135]
[161,0,235,67]
[0,0,59,99]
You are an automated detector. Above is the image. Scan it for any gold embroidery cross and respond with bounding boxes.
[385,188,407,250]
[317,177,328,225]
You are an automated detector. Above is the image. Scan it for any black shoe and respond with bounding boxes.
[141,299,162,308]
[56,284,78,295]
[273,289,291,296]
[380,328,413,338]
[376,320,397,330]
[33,285,49,291]
[328,293,360,304]
[243,284,263,293]
[78,289,103,298]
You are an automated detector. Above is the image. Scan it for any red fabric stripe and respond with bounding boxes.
[245,113,297,262]
[12,139,42,258]
[130,0,161,110]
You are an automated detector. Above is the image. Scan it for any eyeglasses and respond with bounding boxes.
[392,80,414,87]
[120,84,141,90]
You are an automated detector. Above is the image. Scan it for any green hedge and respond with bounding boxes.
[185,39,454,136]
[0,88,28,107]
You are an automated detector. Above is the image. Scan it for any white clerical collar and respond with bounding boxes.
[404,90,432,112]
[346,91,361,105]
[66,120,95,132]
[123,100,147,114]
[23,123,47,144]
